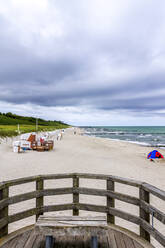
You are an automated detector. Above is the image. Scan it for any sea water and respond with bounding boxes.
[82,126,165,147]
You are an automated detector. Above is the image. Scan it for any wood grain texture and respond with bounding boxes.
[140,219,165,247]
[107,179,115,224]
[140,200,165,224]
[73,176,79,216]
[113,231,126,248]
[0,225,154,248]
[36,179,44,220]
[139,187,150,242]
[0,173,164,247]
[0,187,8,238]
[142,183,165,201]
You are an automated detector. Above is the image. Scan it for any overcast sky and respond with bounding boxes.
[0,0,165,126]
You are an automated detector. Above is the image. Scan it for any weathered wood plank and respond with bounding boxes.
[0,217,8,230]
[140,219,165,247]
[0,173,142,203]
[42,203,74,213]
[0,224,155,248]
[73,173,110,180]
[24,231,37,248]
[36,178,44,220]
[106,189,139,206]
[73,176,79,216]
[108,175,142,187]
[139,187,150,242]
[140,200,165,224]
[114,231,126,248]
[15,230,32,248]
[122,234,135,248]
[0,192,38,210]
[36,216,107,227]
[2,173,74,187]
[8,208,38,223]
[78,203,107,213]
[77,203,140,225]
[98,233,108,248]
[35,225,107,238]
[71,187,140,205]
[107,230,118,248]
[107,179,115,224]
[0,183,6,191]
[3,235,21,248]
[42,188,73,196]
[107,207,140,225]
[0,225,34,248]
[38,216,106,221]
[142,183,165,201]
[0,188,74,210]
[76,187,140,204]
[0,173,143,189]
[133,240,143,248]
[31,234,44,248]
[0,187,8,238]
[8,204,75,224]
[76,174,142,187]
[3,176,39,187]
[41,173,74,180]
[35,216,108,238]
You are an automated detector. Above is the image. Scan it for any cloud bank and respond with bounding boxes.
[0,0,165,125]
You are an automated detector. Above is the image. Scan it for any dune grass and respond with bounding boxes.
[0,124,67,137]
[0,113,70,137]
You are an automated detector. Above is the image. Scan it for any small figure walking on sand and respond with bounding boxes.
[57,132,62,140]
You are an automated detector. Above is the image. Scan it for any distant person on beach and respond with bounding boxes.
[61,131,63,139]
[57,132,62,140]
[57,133,61,140]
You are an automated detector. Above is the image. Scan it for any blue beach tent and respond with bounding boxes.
[147,150,164,159]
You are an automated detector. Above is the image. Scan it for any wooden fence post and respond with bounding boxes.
[36,177,44,221]
[0,185,9,238]
[139,186,150,242]
[107,178,115,224]
[73,175,79,216]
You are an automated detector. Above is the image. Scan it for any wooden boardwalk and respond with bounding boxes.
[0,225,154,248]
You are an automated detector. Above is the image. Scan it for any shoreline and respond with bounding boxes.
[1,127,165,187]
[0,127,164,247]
[82,127,165,149]
[1,125,165,149]
[83,132,165,149]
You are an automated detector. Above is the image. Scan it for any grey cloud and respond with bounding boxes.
[0,0,165,119]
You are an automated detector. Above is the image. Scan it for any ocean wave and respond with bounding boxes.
[83,127,165,147]
[126,140,150,146]
[106,138,151,146]
[85,128,165,136]
[154,143,165,147]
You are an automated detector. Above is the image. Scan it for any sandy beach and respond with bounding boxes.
[1,128,165,187]
[0,128,165,247]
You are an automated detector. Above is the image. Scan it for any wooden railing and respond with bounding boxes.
[0,173,164,247]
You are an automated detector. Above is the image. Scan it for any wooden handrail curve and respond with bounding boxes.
[0,173,164,247]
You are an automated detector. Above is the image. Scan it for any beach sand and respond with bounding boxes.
[0,128,165,247]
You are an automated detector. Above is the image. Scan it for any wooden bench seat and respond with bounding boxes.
[35,216,108,235]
